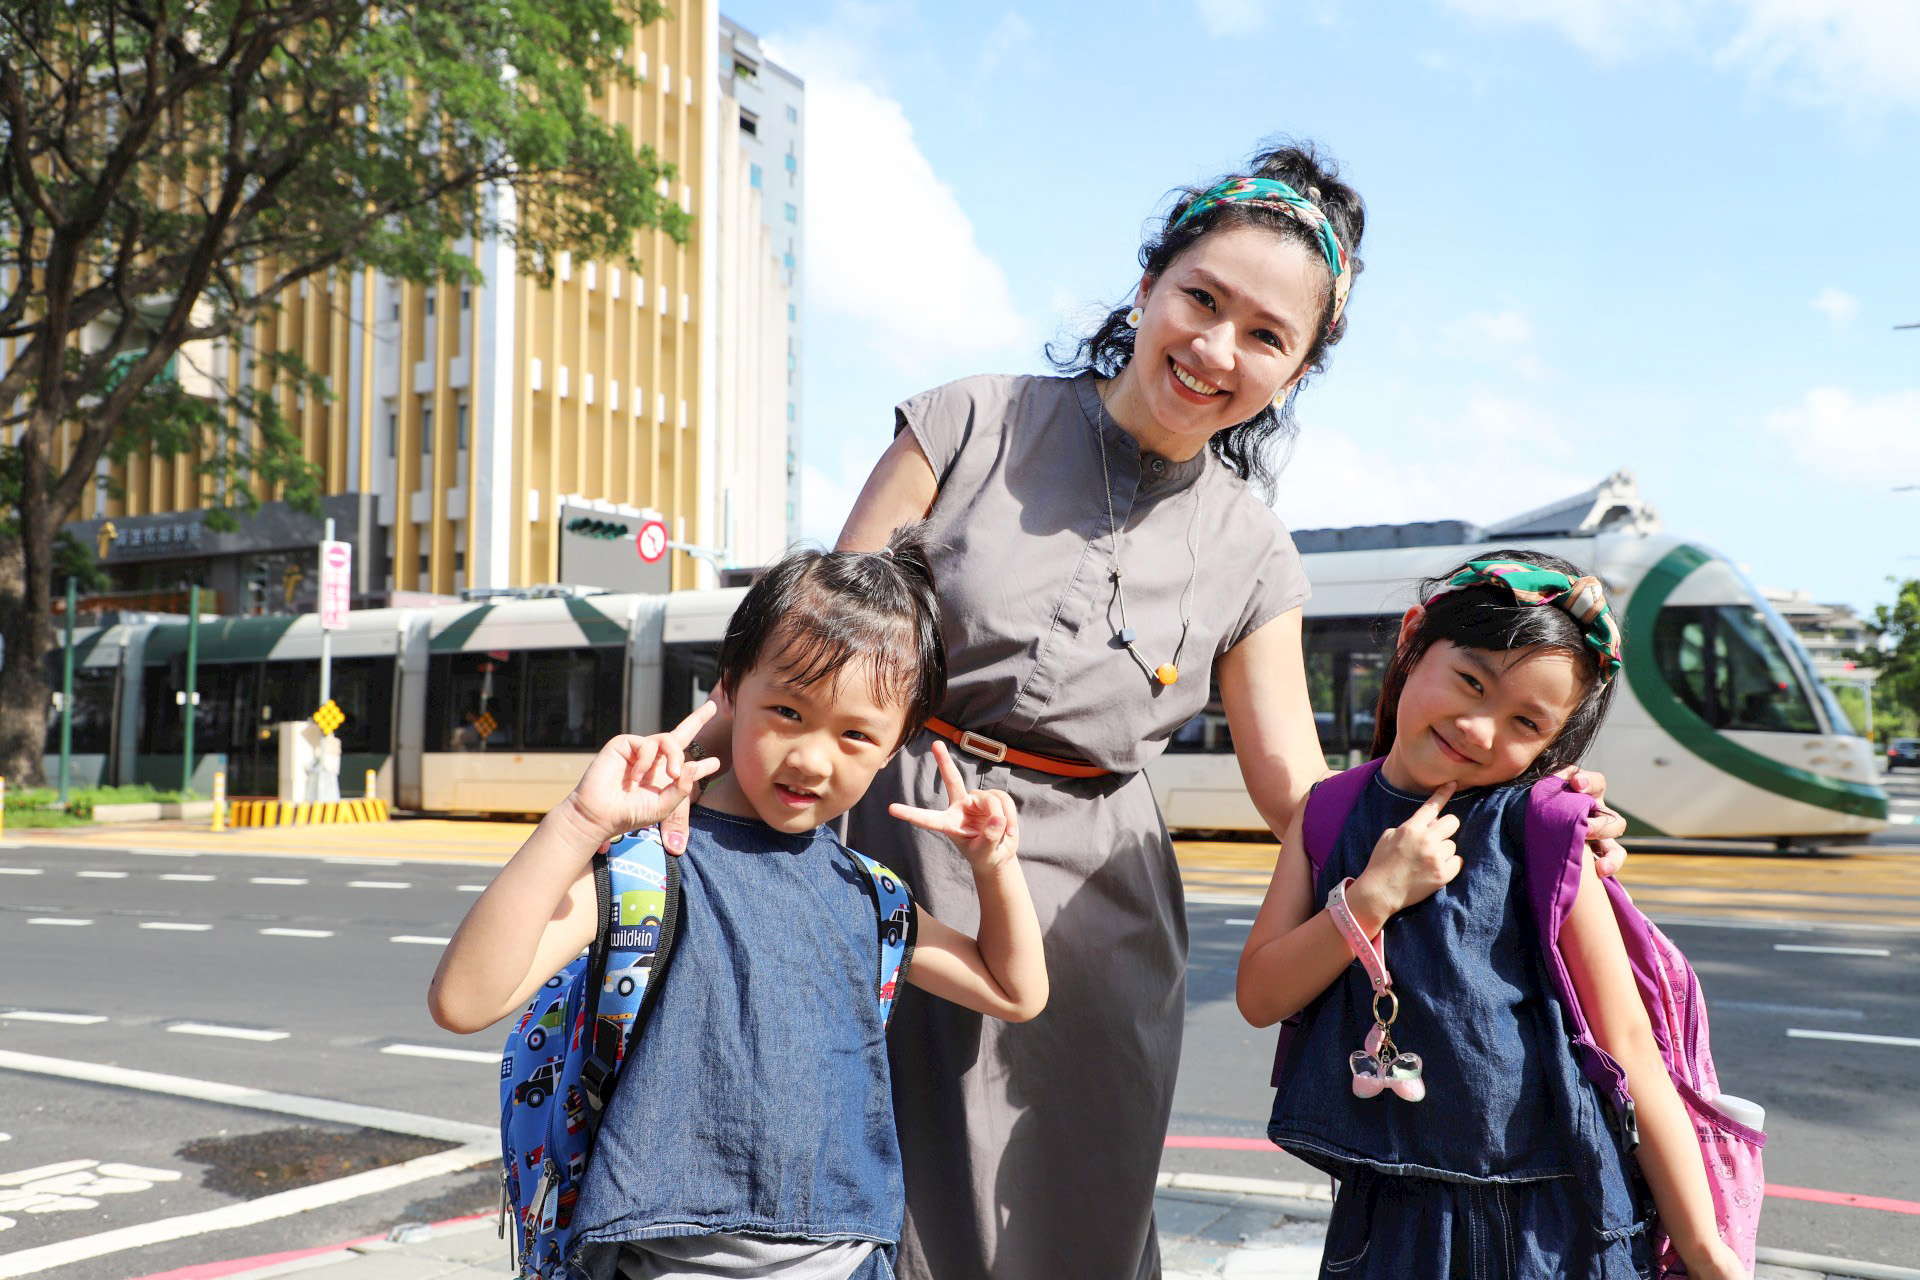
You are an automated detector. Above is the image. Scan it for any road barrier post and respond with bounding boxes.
[212,771,227,832]
[365,768,377,801]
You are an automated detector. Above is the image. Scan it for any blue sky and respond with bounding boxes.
[722,0,1920,617]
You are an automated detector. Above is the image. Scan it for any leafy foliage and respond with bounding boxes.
[1855,578,1920,738]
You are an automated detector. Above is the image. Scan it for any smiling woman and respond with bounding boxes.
[824,142,1379,1280]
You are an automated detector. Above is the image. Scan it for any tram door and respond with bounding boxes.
[228,661,319,797]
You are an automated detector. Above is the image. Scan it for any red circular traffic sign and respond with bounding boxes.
[636,519,669,563]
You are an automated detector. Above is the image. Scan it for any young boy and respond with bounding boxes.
[428,527,1047,1280]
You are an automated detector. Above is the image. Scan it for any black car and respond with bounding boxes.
[1889,738,1920,772]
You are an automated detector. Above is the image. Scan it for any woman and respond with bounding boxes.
[829,141,1624,1280]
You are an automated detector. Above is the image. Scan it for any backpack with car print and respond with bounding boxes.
[497,826,915,1279]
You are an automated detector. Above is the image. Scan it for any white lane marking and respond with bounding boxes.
[26,919,91,927]
[159,873,216,882]
[249,877,309,885]
[75,871,127,880]
[1889,813,1914,825]
[0,1012,107,1025]
[1718,1000,1864,1020]
[167,1023,290,1043]
[1786,1028,1920,1048]
[0,1049,493,1143]
[1774,943,1892,957]
[0,869,42,876]
[457,884,487,892]
[0,1141,494,1279]
[381,1044,500,1065]
[260,927,334,939]
[121,848,197,857]
[348,880,412,890]
[1224,918,1257,926]
[390,935,450,946]
[328,857,402,866]
[1185,892,1261,907]
[138,922,212,932]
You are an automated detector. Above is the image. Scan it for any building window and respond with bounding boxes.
[740,111,758,137]
[749,163,762,189]
[786,106,798,123]
[783,202,797,222]
[422,405,433,454]
[424,291,435,318]
[461,287,471,311]
[788,303,796,322]
[733,58,757,80]
[783,153,796,173]
[783,252,795,271]
[457,401,469,450]
[386,411,397,459]
[787,402,796,421]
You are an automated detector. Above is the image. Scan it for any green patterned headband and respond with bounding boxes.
[1169,177,1353,331]
[1427,559,1624,685]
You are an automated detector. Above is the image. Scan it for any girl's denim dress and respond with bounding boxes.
[568,807,902,1279]
[1268,776,1649,1280]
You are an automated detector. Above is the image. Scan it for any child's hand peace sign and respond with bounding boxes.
[889,740,1020,872]
[561,701,725,844]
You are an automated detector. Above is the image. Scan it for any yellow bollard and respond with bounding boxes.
[365,768,377,801]
[211,770,227,832]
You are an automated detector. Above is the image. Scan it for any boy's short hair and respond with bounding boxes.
[717,524,946,748]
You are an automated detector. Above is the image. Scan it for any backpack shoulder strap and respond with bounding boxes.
[1522,779,1636,1129]
[580,829,683,1108]
[1301,759,1385,876]
[847,849,915,1027]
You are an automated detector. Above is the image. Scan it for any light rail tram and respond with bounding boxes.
[42,480,1887,845]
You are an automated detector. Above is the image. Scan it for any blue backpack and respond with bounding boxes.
[496,827,916,1278]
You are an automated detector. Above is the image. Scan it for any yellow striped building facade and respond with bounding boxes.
[41,1,765,610]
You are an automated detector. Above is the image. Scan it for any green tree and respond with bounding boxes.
[1856,578,1920,740]
[0,0,687,783]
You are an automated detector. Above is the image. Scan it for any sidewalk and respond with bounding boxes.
[151,1179,1920,1280]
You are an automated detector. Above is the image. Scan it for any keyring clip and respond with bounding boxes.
[1371,988,1399,1027]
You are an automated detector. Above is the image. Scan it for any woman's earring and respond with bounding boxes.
[1124,307,1143,329]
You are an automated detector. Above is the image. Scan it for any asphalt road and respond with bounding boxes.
[2,774,1917,1276]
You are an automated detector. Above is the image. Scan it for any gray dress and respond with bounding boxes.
[845,374,1309,1280]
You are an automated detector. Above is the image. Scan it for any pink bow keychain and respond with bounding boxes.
[1329,879,1427,1104]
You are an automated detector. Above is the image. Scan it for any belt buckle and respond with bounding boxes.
[956,730,1009,764]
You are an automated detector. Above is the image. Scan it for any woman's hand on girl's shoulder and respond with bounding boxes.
[887,740,1019,872]
[1350,783,1461,925]
[1556,766,1628,878]
[562,703,723,843]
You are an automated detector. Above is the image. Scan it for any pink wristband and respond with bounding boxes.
[1327,877,1391,995]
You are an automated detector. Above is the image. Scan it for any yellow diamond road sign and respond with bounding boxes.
[313,700,345,736]
[474,711,498,739]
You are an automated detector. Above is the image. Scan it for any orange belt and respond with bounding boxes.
[924,717,1111,779]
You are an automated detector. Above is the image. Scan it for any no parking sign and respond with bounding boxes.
[635,519,669,564]
[319,540,352,629]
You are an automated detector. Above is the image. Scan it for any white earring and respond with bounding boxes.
[1125,307,1143,329]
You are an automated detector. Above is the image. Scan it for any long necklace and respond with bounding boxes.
[1093,395,1202,688]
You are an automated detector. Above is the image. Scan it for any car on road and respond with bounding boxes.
[1889,739,1920,772]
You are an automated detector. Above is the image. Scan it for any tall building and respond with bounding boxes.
[48,2,725,611]
[718,18,805,547]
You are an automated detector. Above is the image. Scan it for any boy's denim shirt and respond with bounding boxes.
[570,805,904,1275]
[1268,776,1641,1237]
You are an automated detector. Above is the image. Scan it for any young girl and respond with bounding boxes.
[1237,551,1745,1280]
[428,527,1048,1280]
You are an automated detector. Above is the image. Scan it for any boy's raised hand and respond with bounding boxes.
[1351,782,1462,923]
[562,701,723,843]
[889,740,1019,872]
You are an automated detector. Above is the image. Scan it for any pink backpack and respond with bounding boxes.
[1279,761,1766,1276]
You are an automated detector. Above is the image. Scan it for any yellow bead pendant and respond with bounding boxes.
[1155,664,1180,686]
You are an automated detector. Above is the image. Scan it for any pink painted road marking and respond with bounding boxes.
[126,1212,492,1280]
[1164,1138,1920,1215]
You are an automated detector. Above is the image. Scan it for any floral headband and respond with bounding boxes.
[1169,177,1353,331]
[1425,559,1624,685]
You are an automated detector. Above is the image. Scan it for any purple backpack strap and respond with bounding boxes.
[1269,759,1385,1087]
[1523,778,1637,1143]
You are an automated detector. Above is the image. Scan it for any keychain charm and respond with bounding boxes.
[1329,879,1426,1103]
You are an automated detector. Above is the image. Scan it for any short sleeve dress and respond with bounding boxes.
[844,372,1310,1280]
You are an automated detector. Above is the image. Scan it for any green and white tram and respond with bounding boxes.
[1151,530,1887,843]
[43,529,1884,844]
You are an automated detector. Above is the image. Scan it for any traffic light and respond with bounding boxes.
[566,517,631,541]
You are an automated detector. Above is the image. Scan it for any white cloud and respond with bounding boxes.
[1763,387,1920,486]
[1811,287,1860,330]
[1275,392,1592,531]
[1196,0,1269,38]
[773,48,1029,379]
[1439,0,1920,113]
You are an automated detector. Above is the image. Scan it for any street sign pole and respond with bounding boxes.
[59,578,75,804]
[319,518,335,710]
[182,583,200,795]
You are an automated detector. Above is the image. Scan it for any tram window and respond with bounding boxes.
[43,667,116,755]
[662,641,721,729]
[1652,605,1819,734]
[523,648,622,749]
[429,651,524,751]
[143,663,239,753]
[1302,617,1394,760]
[1165,677,1233,754]
[328,658,394,754]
